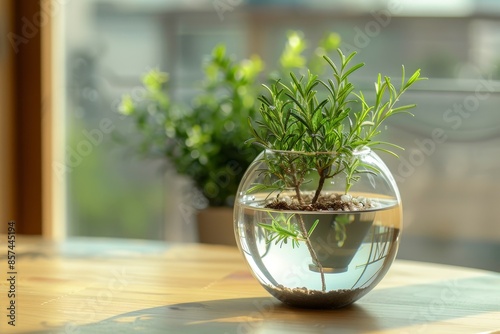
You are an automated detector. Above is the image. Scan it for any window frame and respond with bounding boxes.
[0,0,64,238]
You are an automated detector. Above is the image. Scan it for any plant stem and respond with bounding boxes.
[297,214,326,292]
[289,164,303,205]
[311,172,326,204]
[294,185,303,205]
[313,164,345,203]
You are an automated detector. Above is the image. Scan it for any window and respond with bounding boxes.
[5,0,498,269]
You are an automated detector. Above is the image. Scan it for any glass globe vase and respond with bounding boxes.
[233,148,402,308]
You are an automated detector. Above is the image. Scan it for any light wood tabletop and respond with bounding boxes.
[0,236,499,334]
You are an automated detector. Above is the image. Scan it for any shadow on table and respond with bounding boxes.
[26,275,499,334]
[29,298,378,334]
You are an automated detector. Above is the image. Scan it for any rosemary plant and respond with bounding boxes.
[248,50,423,292]
[248,49,424,203]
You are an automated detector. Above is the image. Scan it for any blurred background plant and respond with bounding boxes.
[119,45,263,206]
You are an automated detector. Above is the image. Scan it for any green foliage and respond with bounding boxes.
[119,45,263,206]
[248,49,424,202]
[259,213,319,248]
[275,31,341,78]
[280,31,307,69]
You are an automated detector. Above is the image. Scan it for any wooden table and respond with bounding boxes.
[1,236,499,334]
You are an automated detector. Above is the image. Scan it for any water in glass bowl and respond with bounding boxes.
[234,196,401,308]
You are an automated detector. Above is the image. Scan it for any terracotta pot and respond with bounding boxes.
[197,207,236,246]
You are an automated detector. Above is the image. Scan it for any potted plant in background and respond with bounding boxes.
[119,31,341,245]
[119,45,263,245]
[234,50,423,308]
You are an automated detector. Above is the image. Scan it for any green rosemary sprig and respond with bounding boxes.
[258,213,319,249]
[248,49,424,201]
